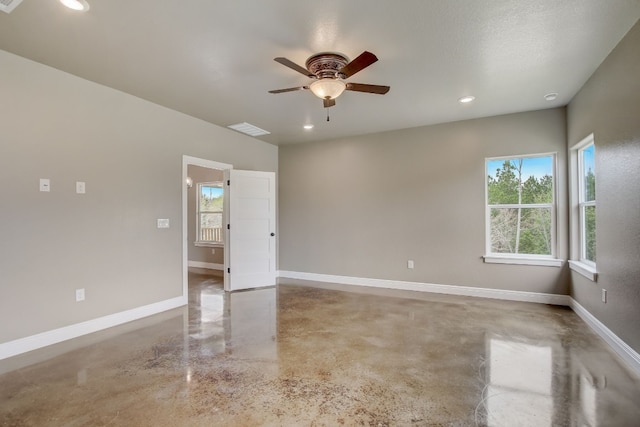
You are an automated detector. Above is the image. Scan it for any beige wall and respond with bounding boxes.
[0,50,277,343]
[279,108,569,294]
[187,165,224,266]
[567,20,640,353]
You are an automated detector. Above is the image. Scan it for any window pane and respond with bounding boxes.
[581,144,595,202]
[584,205,596,262]
[487,156,553,204]
[490,207,552,255]
[200,185,223,211]
[200,213,223,241]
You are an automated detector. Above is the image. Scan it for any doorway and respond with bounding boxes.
[182,155,277,296]
[182,156,232,298]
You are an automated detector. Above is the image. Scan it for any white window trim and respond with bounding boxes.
[196,181,224,246]
[484,256,563,267]
[568,260,598,281]
[194,241,224,248]
[569,134,597,281]
[484,152,561,266]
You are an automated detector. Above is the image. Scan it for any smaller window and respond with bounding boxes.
[578,140,596,264]
[197,182,224,245]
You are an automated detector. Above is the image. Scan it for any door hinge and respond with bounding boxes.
[227,268,231,274]
[227,224,230,230]
[227,179,230,186]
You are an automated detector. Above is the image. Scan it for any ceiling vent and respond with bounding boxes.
[0,0,24,13]
[227,122,271,137]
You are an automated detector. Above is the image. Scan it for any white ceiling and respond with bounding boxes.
[1,1,639,145]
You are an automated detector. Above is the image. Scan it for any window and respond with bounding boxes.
[569,135,596,280]
[485,154,560,265]
[197,182,224,245]
[569,134,598,282]
[578,142,596,264]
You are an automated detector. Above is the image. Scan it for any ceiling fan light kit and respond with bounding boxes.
[269,51,390,109]
[309,79,346,100]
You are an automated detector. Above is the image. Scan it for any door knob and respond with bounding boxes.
[270,232,275,237]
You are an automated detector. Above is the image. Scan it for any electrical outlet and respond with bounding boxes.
[602,289,607,303]
[76,288,85,302]
[76,181,86,194]
[157,219,170,228]
[407,260,414,269]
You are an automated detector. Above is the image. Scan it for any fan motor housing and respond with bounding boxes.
[305,53,349,79]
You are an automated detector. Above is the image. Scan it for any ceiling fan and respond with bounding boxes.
[268,51,390,108]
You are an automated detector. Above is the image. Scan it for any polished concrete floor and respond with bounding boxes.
[1,270,640,426]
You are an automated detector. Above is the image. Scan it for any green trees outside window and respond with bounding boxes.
[486,155,555,256]
[198,183,224,243]
[579,143,596,263]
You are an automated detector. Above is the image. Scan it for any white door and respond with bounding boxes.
[224,170,276,291]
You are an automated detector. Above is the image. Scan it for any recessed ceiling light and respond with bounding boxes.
[544,92,558,101]
[458,95,475,104]
[60,0,90,11]
[303,124,314,130]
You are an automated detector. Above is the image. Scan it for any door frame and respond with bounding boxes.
[182,155,233,298]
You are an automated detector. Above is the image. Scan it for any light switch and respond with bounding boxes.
[157,219,170,229]
[76,181,86,194]
[39,178,50,192]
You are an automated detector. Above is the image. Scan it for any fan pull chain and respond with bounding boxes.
[326,109,330,122]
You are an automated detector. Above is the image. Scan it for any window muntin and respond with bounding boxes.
[197,182,223,244]
[578,142,596,263]
[486,154,556,258]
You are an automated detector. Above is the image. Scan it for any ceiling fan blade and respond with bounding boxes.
[323,98,336,108]
[274,57,315,78]
[339,51,378,78]
[345,82,390,94]
[268,86,309,94]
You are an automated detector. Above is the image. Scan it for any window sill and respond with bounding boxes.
[483,256,563,267]
[568,260,598,282]
[194,242,224,248]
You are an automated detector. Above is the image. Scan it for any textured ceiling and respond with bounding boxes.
[1,0,639,145]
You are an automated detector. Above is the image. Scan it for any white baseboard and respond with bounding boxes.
[570,299,640,374]
[278,270,571,306]
[0,296,186,361]
[278,270,640,375]
[188,261,224,270]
